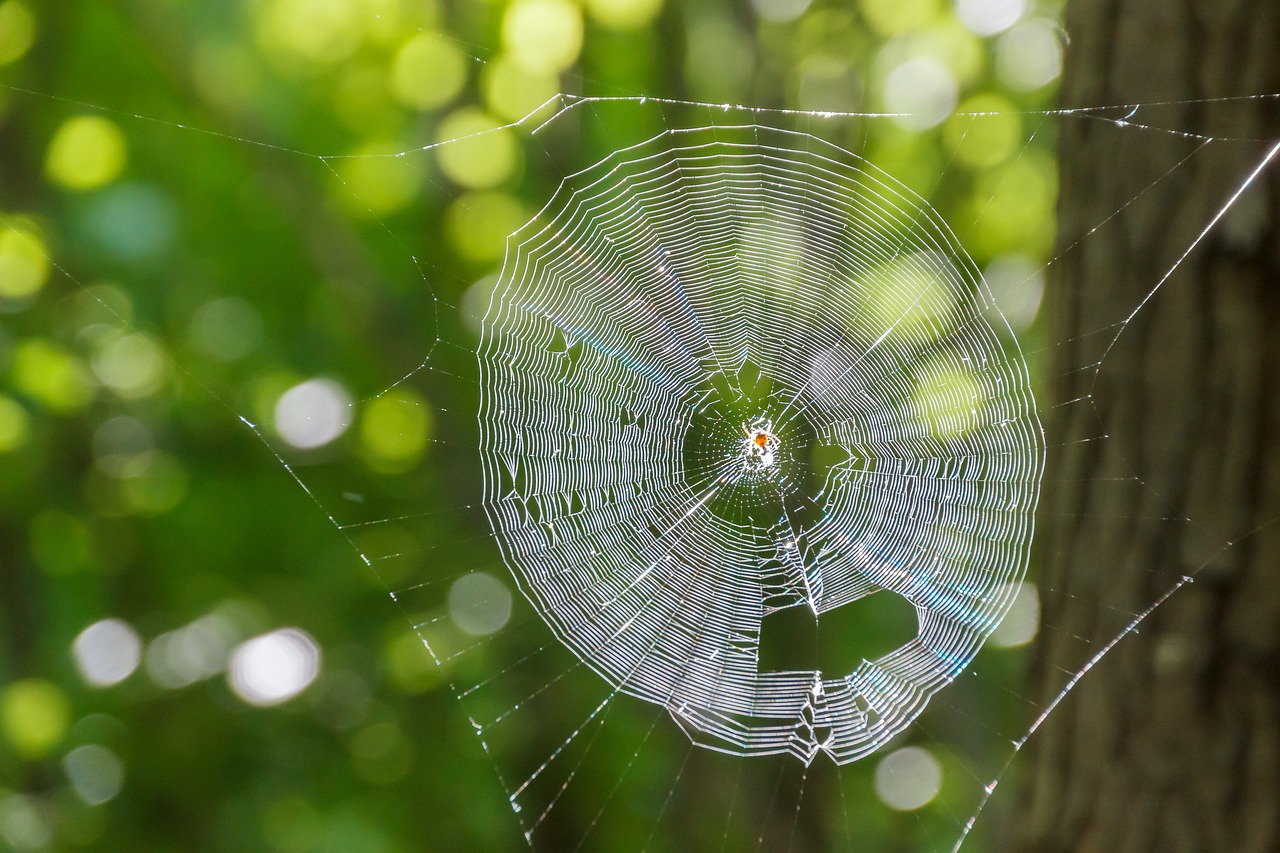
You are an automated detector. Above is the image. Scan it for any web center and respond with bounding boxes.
[742,420,780,471]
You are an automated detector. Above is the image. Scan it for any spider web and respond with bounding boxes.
[476,123,1044,768]
[10,62,1280,850]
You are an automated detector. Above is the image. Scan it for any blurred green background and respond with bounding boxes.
[0,0,1061,849]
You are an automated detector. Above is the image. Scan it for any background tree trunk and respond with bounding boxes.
[1015,1,1280,850]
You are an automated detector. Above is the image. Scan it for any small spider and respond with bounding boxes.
[742,420,779,469]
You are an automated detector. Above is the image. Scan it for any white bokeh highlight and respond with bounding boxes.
[984,254,1045,332]
[227,628,321,706]
[448,572,514,637]
[274,378,353,449]
[145,612,239,690]
[0,793,50,850]
[63,744,126,805]
[955,0,1024,36]
[73,619,142,687]
[874,745,944,811]
[884,58,958,130]
[996,19,1063,91]
[988,582,1041,648]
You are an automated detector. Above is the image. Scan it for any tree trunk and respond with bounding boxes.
[1015,1,1280,851]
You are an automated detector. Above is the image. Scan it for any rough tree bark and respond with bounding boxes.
[1015,1,1280,851]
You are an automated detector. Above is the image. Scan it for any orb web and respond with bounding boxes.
[478,125,1044,764]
